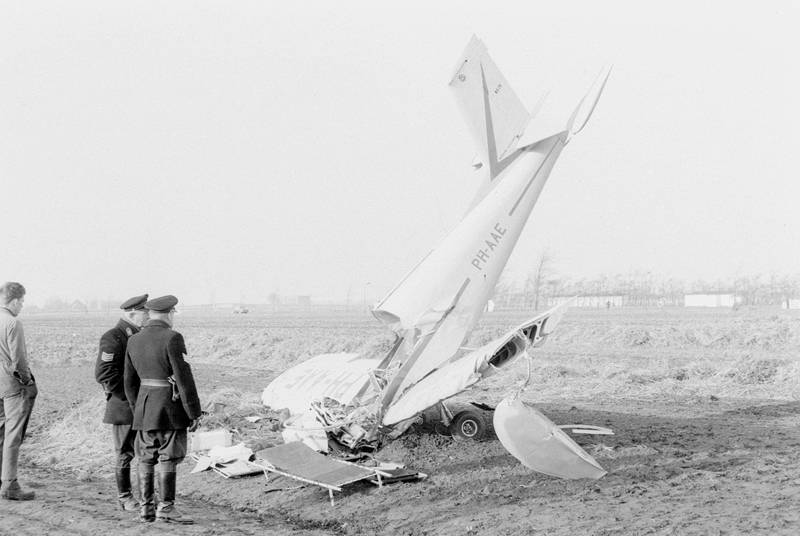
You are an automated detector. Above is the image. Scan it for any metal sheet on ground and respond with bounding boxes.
[255,441,378,490]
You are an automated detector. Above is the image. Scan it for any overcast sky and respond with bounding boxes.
[2,1,799,306]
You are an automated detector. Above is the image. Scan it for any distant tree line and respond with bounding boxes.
[494,256,800,309]
[34,297,119,313]
[30,271,800,313]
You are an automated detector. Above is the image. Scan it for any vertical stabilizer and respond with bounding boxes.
[449,36,530,173]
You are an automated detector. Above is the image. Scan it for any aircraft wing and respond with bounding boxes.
[382,300,572,425]
[261,353,380,414]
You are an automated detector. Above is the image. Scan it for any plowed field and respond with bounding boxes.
[3,307,799,535]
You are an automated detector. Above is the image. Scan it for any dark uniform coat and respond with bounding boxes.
[95,319,138,424]
[124,319,201,431]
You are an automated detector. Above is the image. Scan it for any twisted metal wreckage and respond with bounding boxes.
[262,36,612,480]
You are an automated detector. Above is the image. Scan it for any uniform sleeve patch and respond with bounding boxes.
[101,352,114,362]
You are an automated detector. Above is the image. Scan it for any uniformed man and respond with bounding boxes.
[124,295,201,524]
[94,293,149,511]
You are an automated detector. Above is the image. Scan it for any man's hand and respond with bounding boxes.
[187,418,200,433]
[14,371,33,385]
[23,381,38,400]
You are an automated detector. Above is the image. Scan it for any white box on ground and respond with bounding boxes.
[190,429,233,452]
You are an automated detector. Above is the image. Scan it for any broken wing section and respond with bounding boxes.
[382,300,573,426]
[261,353,379,414]
[449,36,530,168]
[494,398,606,479]
[262,353,385,452]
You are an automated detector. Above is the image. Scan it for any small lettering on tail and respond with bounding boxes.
[471,222,507,271]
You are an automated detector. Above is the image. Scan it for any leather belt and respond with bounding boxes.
[141,378,171,387]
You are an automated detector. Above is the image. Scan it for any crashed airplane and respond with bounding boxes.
[262,36,611,479]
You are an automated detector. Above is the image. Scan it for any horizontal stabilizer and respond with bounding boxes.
[566,66,612,140]
[515,67,611,149]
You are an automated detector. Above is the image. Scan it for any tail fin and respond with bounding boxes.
[565,66,612,142]
[449,36,530,175]
[514,65,612,149]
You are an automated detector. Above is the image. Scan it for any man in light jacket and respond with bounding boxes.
[0,282,37,501]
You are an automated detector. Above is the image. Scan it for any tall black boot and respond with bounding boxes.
[115,467,139,511]
[155,471,193,524]
[138,466,155,522]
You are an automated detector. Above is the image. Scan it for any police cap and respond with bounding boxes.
[120,294,148,311]
[144,295,178,312]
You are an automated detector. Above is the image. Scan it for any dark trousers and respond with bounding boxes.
[135,429,187,473]
[112,424,136,468]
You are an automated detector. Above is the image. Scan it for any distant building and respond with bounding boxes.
[684,293,740,307]
[297,295,311,307]
[549,295,625,308]
[782,298,800,310]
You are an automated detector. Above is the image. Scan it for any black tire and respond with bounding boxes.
[449,410,487,441]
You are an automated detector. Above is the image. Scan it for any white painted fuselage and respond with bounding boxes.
[375,132,567,398]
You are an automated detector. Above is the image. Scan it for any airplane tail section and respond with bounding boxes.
[514,65,612,150]
[565,66,612,142]
[449,36,530,174]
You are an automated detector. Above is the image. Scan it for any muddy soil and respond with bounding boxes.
[4,362,800,535]
[0,465,328,536]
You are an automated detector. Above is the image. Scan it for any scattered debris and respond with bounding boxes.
[190,456,213,474]
[368,466,427,485]
[208,443,253,464]
[190,429,233,452]
[190,443,261,479]
[214,459,263,478]
[189,430,263,479]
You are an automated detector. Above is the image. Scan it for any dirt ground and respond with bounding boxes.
[3,309,800,535]
[2,362,799,535]
[0,465,329,536]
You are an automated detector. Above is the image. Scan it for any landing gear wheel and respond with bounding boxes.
[449,410,487,441]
